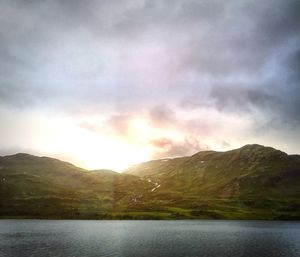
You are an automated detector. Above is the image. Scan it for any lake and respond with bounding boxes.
[0,220,300,257]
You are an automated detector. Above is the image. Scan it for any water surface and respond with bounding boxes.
[1,220,300,257]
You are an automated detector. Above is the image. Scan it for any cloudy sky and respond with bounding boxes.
[0,0,299,170]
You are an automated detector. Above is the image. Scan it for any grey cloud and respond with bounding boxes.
[149,105,175,127]
[173,0,300,78]
[0,0,299,150]
[210,86,277,113]
[183,118,218,137]
[1,0,299,106]
[287,48,300,80]
[254,0,300,44]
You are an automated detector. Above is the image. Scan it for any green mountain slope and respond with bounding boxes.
[0,153,151,218]
[1,145,300,219]
[123,144,300,219]
[125,144,300,197]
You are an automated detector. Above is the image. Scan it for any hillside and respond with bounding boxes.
[1,145,300,219]
[0,153,152,219]
[124,144,300,219]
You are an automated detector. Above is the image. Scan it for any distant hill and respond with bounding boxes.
[0,153,152,219]
[1,145,300,219]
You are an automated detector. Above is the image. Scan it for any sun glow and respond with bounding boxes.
[1,108,220,172]
[69,116,188,171]
[40,117,155,171]
[23,113,181,171]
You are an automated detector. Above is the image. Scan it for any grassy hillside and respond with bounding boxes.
[1,145,300,219]
[0,153,152,219]
[123,144,300,219]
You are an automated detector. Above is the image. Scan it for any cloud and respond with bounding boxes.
[106,114,132,135]
[0,0,300,163]
[1,0,299,112]
[151,137,209,159]
[149,105,176,127]
[210,85,277,113]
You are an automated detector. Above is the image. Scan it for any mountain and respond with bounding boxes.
[1,145,300,219]
[0,153,152,219]
[124,144,300,219]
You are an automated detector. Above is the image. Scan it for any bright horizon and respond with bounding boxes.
[1,0,300,171]
[1,140,299,172]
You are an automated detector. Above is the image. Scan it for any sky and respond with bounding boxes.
[0,0,300,171]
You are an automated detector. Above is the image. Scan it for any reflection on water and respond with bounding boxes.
[1,220,300,257]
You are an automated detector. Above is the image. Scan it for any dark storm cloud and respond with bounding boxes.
[287,48,300,81]
[210,86,277,112]
[0,0,300,132]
